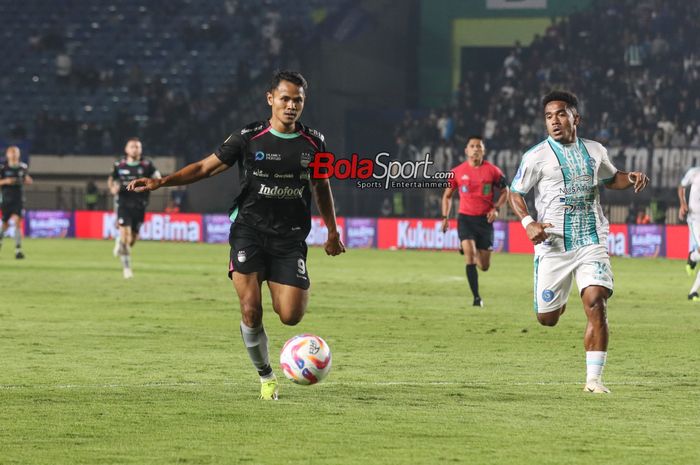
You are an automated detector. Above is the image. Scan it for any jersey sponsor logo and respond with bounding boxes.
[301,152,312,168]
[273,173,295,179]
[252,169,269,178]
[542,289,555,302]
[255,152,282,161]
[119,169,131,175]
[257,184,305,199]
[461,185,469,193]
[307,128,325,142]
[241,125,264,135]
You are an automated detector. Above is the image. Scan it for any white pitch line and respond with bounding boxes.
[0,379,687,391]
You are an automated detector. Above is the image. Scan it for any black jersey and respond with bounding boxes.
[110,158,158,207]
[215,120,326,240]
[0,162,29,204]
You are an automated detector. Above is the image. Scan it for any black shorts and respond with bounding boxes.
[1,200,23,223]
[457,214,494,251]
[117,203,146,233]
[228,222,310,290]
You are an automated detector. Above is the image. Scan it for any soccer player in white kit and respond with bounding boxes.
[678,168,700,299]
[509,91,649,394]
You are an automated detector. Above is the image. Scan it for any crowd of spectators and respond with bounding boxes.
[396,0,700,153]
[1,0,344,157]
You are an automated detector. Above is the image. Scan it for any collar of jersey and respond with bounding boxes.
[126,160,141,166]
[547,135,579,150]
[269,127,301,139]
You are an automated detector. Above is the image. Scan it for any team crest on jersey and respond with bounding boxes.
[237,251,247,263]
[300,152,312,168]
[542,289,554,302]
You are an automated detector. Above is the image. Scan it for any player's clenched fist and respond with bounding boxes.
[526,222,553,245]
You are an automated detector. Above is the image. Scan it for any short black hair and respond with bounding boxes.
[270,70,308,92]
[542,90,579,112]
[466,134,484,144]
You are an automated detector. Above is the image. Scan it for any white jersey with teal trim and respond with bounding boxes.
[680,167,700,223]
[510,136,618,255]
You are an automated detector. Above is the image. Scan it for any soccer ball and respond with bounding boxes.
[280,334,332,385]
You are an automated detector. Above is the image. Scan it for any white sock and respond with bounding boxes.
[586,351,607,383]
[691,250,700,262]
[13,222,22,250]
[119,243,131,269]
[690,270,700,294]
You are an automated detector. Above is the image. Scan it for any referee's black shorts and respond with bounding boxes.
[457,214,494,251]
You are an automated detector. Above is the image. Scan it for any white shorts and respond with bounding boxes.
[533,244,614,313]
[688,220,700,250]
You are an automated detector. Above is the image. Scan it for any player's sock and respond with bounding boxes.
[690,270,700,294]
[240,322,272,378]
[13,223,22,251]
[118,242,131,270]
[466,264,480,299]
[691,250,700,263]
[585,351,607,382]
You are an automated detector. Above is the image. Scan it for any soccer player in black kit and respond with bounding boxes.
[128,70,345,400]
[108,138,161,278]
[0,146,33,259]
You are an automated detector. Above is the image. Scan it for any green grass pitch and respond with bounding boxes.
[1,239,698,464]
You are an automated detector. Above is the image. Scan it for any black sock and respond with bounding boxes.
[258,364,273,377]
[466,264,479,299]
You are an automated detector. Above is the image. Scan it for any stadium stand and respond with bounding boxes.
[395,0,700,152]
[0,0,343,157]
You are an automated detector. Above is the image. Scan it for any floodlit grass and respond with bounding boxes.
[1,239,698,464]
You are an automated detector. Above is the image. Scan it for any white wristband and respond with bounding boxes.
[521,215,535,229]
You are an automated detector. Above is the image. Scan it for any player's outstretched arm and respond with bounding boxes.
[508,190,552,245]
[441,186,455,232]
[311,177,345,256]
[127,154,229,193]
[604,170,649,193]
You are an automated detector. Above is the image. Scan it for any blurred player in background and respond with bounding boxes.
[127,70,345,400]
[678,167,700,299]
[108,138,160,278]
[0,146,33,259]
[509,90,649,394]
[441,136,508,307]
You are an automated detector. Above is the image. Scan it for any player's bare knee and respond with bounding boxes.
[586,299,608,325]
[479,263,490,272]
[537,309,561,326]
[278,308,305,326]
[239,301,263,327]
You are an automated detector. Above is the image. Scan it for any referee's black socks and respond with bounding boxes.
[466,264,479,299]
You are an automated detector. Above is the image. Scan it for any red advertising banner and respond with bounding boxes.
[666,225,689,259]
[507,221,534,254]
[607,224,628,256]
[377,218,460,250]
[74,210,203,242]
